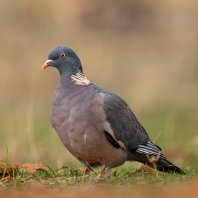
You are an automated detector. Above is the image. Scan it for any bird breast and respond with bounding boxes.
[50,85,106,149]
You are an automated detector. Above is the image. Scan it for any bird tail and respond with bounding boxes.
[134,140,185,174]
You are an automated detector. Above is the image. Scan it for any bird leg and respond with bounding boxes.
[101,167,109,176]
[101,164,110,176]
[83,166,90,175]
[82,161,98,176]
[98,161,111,176]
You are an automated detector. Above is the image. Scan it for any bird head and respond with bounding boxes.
[42,46,82,77]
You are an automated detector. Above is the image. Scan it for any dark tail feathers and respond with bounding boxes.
[157,158,185,173]
[134,140,185,174]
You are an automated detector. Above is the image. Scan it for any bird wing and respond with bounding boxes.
[101,90,149,150]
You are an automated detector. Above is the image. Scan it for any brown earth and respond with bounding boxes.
[0,179,197,198]
[0,160,152,177]
[0,160,48,176]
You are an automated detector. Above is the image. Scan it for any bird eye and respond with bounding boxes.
[60,53,66,58]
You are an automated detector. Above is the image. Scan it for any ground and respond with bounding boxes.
[0,160,197,198]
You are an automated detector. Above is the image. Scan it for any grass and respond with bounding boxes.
[2,145,9,178]
[1,165,197,190]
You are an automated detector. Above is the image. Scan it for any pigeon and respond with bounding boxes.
[42,46,185,175]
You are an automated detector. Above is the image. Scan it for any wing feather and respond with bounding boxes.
[102,90,149,150]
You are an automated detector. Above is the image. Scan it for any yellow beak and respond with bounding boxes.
[42,60,53,69]
[42,63,48,69]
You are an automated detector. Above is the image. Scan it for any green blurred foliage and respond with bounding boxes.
[0,0,198,167]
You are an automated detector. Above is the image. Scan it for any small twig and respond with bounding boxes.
[87,164,98,176]
[146,152,160,176]
[122,171,129,177]
[153,131,162,143]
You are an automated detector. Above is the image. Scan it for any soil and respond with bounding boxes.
[0,179,197,198]
[0,160,48,176]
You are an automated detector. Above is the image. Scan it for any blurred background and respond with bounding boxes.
[0,0,198,168]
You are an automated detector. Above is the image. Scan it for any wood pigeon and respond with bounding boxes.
[42,46,185,175]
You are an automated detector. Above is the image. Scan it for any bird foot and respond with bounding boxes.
[101,167,110,176]
[83,167,90,176]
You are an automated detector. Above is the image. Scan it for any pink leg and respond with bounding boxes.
[83,167,90,176]
[101,167,109,176]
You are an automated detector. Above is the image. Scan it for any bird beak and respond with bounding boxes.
[42,60,53,69]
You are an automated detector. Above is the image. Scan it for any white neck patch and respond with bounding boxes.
[71,72,91,86]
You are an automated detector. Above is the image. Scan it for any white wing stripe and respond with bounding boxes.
[136,140,166,159]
